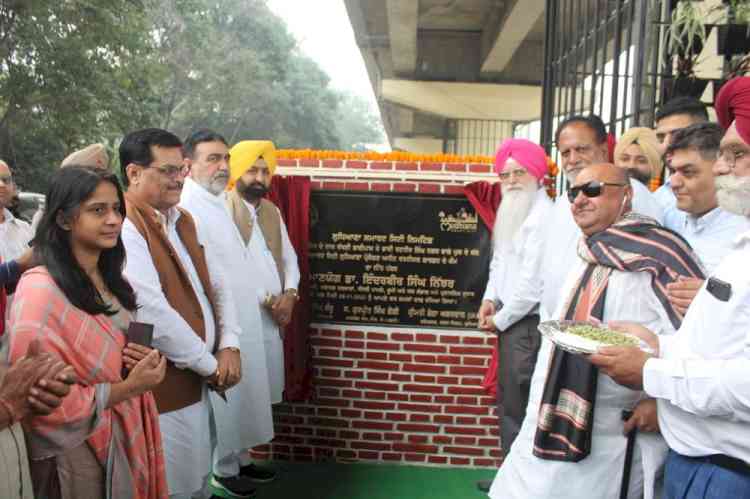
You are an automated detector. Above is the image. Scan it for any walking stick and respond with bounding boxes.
[619,410,637,499]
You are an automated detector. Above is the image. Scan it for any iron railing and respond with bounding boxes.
[540,0,676,167]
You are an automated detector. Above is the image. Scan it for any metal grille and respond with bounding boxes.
[540,0,674,171]
[445,119,515,156]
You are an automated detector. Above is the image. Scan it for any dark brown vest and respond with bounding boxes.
[125,192,220,414]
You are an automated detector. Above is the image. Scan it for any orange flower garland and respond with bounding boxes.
[275,149,494,165]
[276,149,560,198]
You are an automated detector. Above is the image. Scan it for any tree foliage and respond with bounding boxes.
[0,0,384,193]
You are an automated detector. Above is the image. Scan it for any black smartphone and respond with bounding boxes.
[126,322,154,348]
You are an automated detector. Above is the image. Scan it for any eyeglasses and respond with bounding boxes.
[567,180,627,203]
[0,174,13,185]
[498,168,528,181]
[147,164,190,179]
[718,147,748,170]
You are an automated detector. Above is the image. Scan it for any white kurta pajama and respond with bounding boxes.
[122,207,240,497]
[179,178,274,475]
[240,199,300,403]
[489,260,676,499]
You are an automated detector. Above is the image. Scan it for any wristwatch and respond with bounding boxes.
[284,288,299,300]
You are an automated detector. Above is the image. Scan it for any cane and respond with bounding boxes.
[619,410,637,499]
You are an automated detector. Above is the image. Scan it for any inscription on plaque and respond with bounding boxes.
[309,192,491,329]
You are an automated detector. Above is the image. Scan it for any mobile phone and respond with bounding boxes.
[126,322,154,348]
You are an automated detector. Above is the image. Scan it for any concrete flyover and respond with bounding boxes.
[344,0,545,154]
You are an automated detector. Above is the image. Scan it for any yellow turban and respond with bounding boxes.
[61,143,110,170]
[614,127,662,179]
[228,140,277,190]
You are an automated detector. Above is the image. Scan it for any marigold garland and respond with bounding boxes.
[276,149,559,198]
[276,149,495,164]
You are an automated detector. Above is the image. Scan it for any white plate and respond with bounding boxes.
[537,320,653,355]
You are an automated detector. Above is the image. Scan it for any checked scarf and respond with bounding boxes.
[533,212,704,462]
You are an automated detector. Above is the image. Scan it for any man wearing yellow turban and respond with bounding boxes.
[614,127,662,186]
[226,140,299,411]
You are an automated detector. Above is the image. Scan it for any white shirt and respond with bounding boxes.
[644,230,750,462]
[0,209,32,263]
[671,207,750,274]
[489,258,676,499]
[122,207,240,377]
[540,178,665,320]
[482,189,553,331]
[653,180,686,232]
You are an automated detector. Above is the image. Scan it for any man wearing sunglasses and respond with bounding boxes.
[488,163,703,499]
[541,115,663,323]
[591,76,750,499]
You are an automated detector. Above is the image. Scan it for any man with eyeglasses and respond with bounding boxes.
[659,123,750,318]
[0,161,33,266]
[590,76,750,499]
[488,163,702,499]
[475,139,553,493]
[119,128,245,499]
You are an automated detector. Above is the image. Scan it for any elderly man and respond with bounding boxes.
[119,128,248,499]
[478,139,552,456]
[592,76,750,499]
[180,129,275,496]
[0,161,33,264]
[615,127,663,187]
[489,163,703,499]
[226,140,300,406]
[475,138,553,493]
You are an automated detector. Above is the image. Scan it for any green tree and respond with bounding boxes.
[0,0,385,193]
[0,0,156,191]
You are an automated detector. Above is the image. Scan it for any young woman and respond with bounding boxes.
[7,166,168,499]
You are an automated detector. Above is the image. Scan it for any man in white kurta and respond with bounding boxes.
[0,162,33,263]
[118,128,246,499]
[225,140,300,405]
[180,130,275,489]
[489,163,702,499]
[477,139,554,458]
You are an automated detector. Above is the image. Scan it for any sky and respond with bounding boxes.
[266,0,378,109]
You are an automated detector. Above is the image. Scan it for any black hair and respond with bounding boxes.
[183,129,228,159]
[555,114,608,145]
[34,165,137,315]
[119,128,182,187]
[666,122,723,161]
[655,96,709,123]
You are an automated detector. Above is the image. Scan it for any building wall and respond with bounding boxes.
[251,158,503,469]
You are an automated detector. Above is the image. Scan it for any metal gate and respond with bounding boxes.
[540,0,676,157]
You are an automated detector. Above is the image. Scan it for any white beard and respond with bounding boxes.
[492,184,538,254]
[716,174,750,217]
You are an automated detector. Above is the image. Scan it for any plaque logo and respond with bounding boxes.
[438,208,478,233]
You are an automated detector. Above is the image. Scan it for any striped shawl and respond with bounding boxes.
[533,212,704,462]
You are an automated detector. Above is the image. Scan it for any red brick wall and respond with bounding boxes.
[253,158,501,468]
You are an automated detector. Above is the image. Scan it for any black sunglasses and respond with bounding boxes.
[567,180,627,203]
